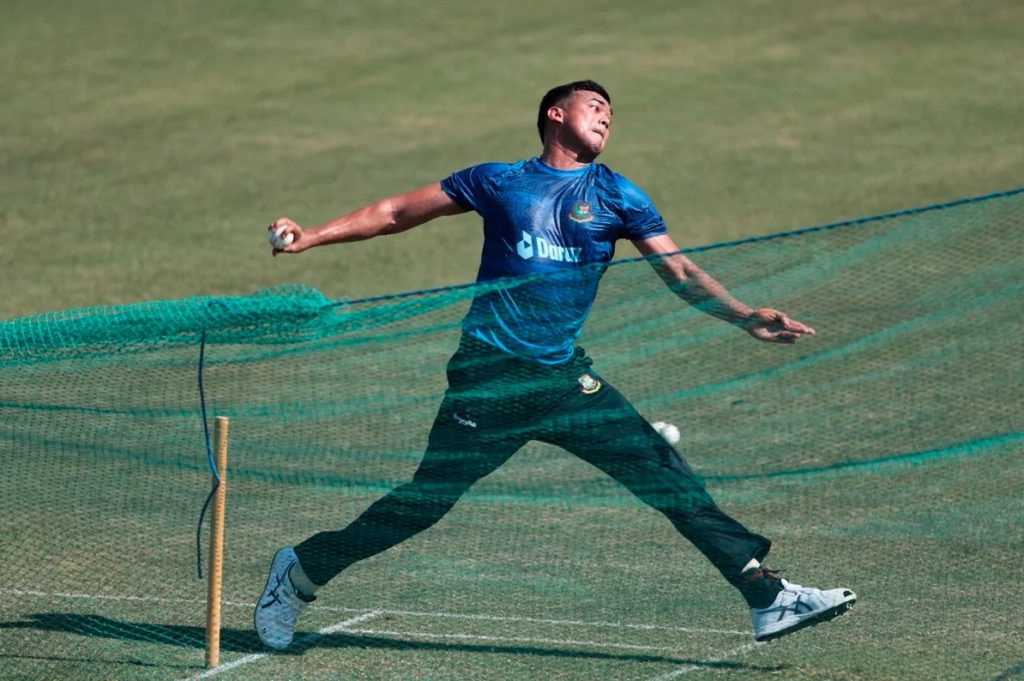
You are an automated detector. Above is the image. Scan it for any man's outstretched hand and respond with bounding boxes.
[267,218,307,256]
[744,308,816,343]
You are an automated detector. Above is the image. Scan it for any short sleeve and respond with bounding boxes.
[440,163,511,214]
[615,174,668,240]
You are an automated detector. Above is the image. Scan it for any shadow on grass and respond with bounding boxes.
[0,651,200,671]
[992,656,1024,681]
[1,612,788,673]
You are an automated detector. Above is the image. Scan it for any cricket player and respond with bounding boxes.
[256,80,856,650]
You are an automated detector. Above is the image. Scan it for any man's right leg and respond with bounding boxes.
[256,391,526,650]
[293,403,525,587]
[293,449,514,586]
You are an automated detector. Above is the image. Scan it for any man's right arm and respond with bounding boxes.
[268,182,467,256]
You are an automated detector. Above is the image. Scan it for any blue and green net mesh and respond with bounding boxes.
[1,189,1021,680]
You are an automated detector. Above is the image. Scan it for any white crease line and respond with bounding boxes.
[5,588,748,636]
[351,607,748,636]
[300,610,383,643]
[181,653,265,681]
[8,588,204,605]
[176,610,381,681]
[647,641,763,680]
[8,588,761,675]
[337,627,687,653]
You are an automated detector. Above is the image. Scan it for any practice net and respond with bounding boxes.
[1,189,1021,680]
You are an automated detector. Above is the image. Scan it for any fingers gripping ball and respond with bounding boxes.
[651,421,681,445]
[268,225,294,250]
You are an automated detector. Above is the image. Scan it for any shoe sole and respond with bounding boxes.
[755,597,857,642]
[254,548,296,651]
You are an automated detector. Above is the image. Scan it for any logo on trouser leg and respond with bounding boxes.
[577,373,602,394]
[452,412,478,428]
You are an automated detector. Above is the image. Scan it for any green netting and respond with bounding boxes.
[1,190,1022,680]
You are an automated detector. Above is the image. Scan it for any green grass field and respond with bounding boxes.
[2,1,1023,680]
[2,0,1023,319]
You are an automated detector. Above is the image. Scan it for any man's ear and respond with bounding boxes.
[547,105,564,125]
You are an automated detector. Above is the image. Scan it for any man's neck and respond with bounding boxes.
[540,140,596,170]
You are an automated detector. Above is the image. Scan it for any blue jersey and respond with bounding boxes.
[441,157,668,364]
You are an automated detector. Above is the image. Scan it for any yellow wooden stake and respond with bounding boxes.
[205,416,229,668]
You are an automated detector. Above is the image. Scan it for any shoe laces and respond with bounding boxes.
[263,570,308,610]
[761,567,808,591]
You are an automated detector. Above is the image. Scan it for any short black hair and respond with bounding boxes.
[537,80,612,143]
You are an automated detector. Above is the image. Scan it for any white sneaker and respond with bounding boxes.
[254,547,316,650]
[752,578,856,642]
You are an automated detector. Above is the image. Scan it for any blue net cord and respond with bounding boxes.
[195,331,221,579]
[329,184,1024,308]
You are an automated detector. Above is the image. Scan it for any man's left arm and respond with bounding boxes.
[632,234,816,344]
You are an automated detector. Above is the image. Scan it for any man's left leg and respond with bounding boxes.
[538,374,856,640]
[538,380,770,587]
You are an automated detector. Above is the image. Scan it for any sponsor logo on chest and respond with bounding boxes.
[516,231,582,263]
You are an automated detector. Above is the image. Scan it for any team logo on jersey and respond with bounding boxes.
[577,373,602,394]
[568,201,594,223]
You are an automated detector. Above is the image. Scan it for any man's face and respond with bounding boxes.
[553,90,613,157]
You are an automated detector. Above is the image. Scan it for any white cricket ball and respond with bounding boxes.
[269,226,294,249]
[651,421,681,445]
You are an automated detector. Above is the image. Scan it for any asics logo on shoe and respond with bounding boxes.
[767,595,815,621]
[260,567,292,610]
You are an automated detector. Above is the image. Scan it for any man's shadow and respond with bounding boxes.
[1,612,788,673]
